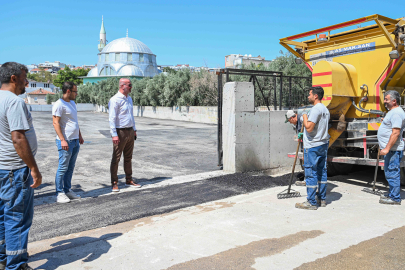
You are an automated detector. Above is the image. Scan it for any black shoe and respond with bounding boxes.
[20,263,34,270]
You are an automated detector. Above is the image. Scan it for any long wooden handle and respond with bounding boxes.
[288,124,305,192]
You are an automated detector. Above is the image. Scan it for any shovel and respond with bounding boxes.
[277,125,303,199]
[362,147,384,196]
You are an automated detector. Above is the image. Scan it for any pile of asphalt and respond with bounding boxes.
[30,172,294,242]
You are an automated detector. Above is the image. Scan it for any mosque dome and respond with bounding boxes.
[87,67,99,77]
[117,65,144,76]
[83,18,159,83]
[101,37,153,54]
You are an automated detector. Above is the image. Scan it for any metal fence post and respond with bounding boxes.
[289,77,292,109]
[217,72,223,167]
[273,77,277,110]
[279,75,283,110]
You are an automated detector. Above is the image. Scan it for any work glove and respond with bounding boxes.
[298,132,303,140]
[134,135,137,141]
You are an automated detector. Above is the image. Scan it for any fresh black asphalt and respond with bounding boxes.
[30,172,292,242]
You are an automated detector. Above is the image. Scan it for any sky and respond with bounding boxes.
[0,0,403,68]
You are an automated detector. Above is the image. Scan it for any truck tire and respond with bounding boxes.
[327,162,354,177]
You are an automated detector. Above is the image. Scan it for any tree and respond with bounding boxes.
[53,66,90,88]
[130,78,149,106]
[163,69,191,106]
[187,70,217,106]
[163,67,177,74]
[27,68,56,83]
[46,93,52,104]
[145,74,165,106]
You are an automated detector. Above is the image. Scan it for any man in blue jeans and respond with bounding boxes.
[0,62,42,270]
[377,90,405,205]
[52,82,84,203]
[296,86,330,210]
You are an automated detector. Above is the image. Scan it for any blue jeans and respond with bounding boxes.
[384,150,403,202]
[55,139,80,195]
[0,167,34,270]
[304,143,328,206]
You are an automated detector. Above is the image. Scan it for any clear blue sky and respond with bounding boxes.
[0,0,402,68]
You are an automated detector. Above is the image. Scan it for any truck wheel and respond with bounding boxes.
[400,167,405,186]
[327,162,353,177]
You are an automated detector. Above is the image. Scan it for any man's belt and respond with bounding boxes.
[117,127,133,130]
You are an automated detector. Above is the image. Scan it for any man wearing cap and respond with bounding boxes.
[285,110,305,186]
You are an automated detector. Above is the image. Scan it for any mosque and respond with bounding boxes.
[83,17,160,84]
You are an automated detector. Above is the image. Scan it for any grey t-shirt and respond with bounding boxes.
[52,99,79,140]
[377,107,405,151]
[0,90,37,170]
[303,103,330,149]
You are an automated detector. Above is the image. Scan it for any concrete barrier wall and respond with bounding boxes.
[222,82,296,174]
[135,106,217,124]
[95,104,218,124]
[27,103,96,112]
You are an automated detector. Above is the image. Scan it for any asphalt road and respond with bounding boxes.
[30,172,291,242]
[31,111,219,201]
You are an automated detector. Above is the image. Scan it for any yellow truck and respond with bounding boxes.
[280,15,405,183]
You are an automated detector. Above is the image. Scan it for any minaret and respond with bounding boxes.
[98,16,106,52]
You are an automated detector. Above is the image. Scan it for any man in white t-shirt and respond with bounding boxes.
[295,86,330,210]
[52,82,84,203]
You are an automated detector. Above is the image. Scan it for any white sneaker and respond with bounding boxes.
[66,190,81,200]
[57,193,71,203]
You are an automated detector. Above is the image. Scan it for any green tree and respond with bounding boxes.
[187,69,217,106]
[163,69,191,106]
[46,93,52,104]
[130,78,149,106]
[145,74,166,106]
[27,68,56,83]
[163,67,177,74]
[53,67,90,88]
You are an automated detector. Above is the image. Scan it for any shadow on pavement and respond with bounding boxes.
[33,176,172,206]
[28,233,122,270]
[326,183,342,205]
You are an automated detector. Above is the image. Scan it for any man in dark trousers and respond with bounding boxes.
[109,78,141,192]
[295,86,330,210]
[0,62,42,270]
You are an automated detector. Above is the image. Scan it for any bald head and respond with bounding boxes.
[119,78,132,97]
[119,78,130,86]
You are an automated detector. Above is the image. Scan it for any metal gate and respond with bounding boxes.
[216,68,312,167]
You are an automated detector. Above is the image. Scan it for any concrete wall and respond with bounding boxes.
[135,106,217,124]
[94,105,218,124]
[222,82,296,174]
[27,103,95,112]
[27,95,47,105]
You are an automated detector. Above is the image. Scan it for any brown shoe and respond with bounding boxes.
[125,180,142,188]
[112,182,120,192]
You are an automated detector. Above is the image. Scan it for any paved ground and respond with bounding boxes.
[27,167,405,270]
[26,111,405,269]
[32,112,219,204]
